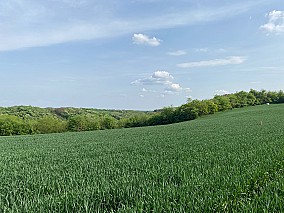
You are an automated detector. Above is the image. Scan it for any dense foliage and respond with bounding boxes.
[0,106,151,135]
[125,89,284,127]
[0,89,283,135]
[1,104,284,211]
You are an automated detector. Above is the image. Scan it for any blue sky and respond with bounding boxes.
[0,0,284,110]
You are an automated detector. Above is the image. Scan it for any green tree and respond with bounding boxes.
[213,95,232,111]
[35,117,67,134]
[100,116,118,129]
[68,115,101,131]
[176,103,199,122]
[277,90,284,103]
[267,91,279,103]
[119,114,150,128]
[233,91,256,107]
[0,115,35,136]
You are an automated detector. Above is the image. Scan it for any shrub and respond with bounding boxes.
[68,115,101,132]
[35,117,67,134]
[0,115,35,136]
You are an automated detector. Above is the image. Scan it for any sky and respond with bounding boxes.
[0,0,284,110]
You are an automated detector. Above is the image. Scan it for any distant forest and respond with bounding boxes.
[0,89,283,136]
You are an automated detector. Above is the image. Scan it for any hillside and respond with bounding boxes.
[0,104,284,211]
[0,89,283,136]
[0,105,150,120]
[0,106,154,135]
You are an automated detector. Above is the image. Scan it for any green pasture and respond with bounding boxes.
[0,104,284,212]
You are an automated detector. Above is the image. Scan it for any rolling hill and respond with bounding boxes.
[0,104,284,212]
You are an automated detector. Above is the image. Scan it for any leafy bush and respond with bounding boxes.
[100,116,118,129]
[35,117,67,134]
[0,115,35,136]
[68,115,101,132]
[119,114,150,128]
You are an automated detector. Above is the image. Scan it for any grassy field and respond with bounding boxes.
[0,104,284,212]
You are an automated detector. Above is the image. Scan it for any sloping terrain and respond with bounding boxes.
[0,104,284,212]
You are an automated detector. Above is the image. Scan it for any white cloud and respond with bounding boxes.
[164,84,191,94]
[132,70,191,96]
[215,90,229,95]
[169,83,182,91]
[131,71,173,85]
[132,33,161,46]
[165,83,182,93]
[0,1,262,51]
[177,56,246,68]
[167,50,187,56]
[260,10,284,34]
[152,71,173,80]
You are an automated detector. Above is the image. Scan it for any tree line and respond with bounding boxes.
[120,89,283,127]
[0,89,283,136]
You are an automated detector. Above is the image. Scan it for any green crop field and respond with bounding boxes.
[0,104,284,212]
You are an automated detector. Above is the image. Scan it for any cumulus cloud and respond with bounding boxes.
[169,83,182,91]
[132,33,161,46]
[152,71,173,80]
[164,83,191,94]
[132,70,191,96]
[177,56,246,68]
[165,83,182,93]
[164,83,191,95]
[131,71,173,85]
[167,50,187,56]
[260,10,284,34]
